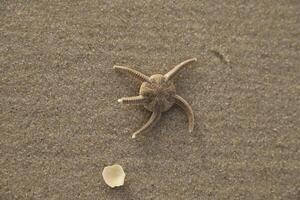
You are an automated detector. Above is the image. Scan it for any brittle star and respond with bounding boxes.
[114,58,196,138]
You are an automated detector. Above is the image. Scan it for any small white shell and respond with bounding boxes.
[102,164,126,188]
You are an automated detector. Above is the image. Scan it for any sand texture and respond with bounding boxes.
[1,0,299,199]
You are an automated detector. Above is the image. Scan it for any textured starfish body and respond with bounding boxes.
[114,58,196,138]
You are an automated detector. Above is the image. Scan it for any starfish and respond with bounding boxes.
[114,58,196,138]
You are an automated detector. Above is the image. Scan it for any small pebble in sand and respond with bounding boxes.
[102,164,126,188]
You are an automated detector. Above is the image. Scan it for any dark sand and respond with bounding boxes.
[1,0,299,199]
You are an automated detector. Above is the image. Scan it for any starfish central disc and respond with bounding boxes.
[139,74,176,112]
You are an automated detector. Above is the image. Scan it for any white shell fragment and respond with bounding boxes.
[102,164,126,188]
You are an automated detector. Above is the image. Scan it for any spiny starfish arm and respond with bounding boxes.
[118,95,148,104]
[164,58,197,81]
[174,94,194,132]
[113,65,151,82]
[132,110,161,138]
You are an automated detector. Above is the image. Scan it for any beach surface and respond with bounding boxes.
[1,0,299,199]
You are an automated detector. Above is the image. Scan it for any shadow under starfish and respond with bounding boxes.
[114,58,196,138]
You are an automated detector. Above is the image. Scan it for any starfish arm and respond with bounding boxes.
[113,65,151,82]
[174,94,194,132]
[164,58,197,81]
[132,110,161,138]
[118,95,148,105]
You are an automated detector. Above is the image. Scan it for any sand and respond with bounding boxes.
[1,0,299,199]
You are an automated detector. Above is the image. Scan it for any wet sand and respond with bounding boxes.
[1,0,299,199]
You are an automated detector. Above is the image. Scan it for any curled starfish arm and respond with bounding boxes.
[164,58,197,81]
[113,65,151,82]
[118,95,148,105]
[174,94,194,132]
[132,110,161,138]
